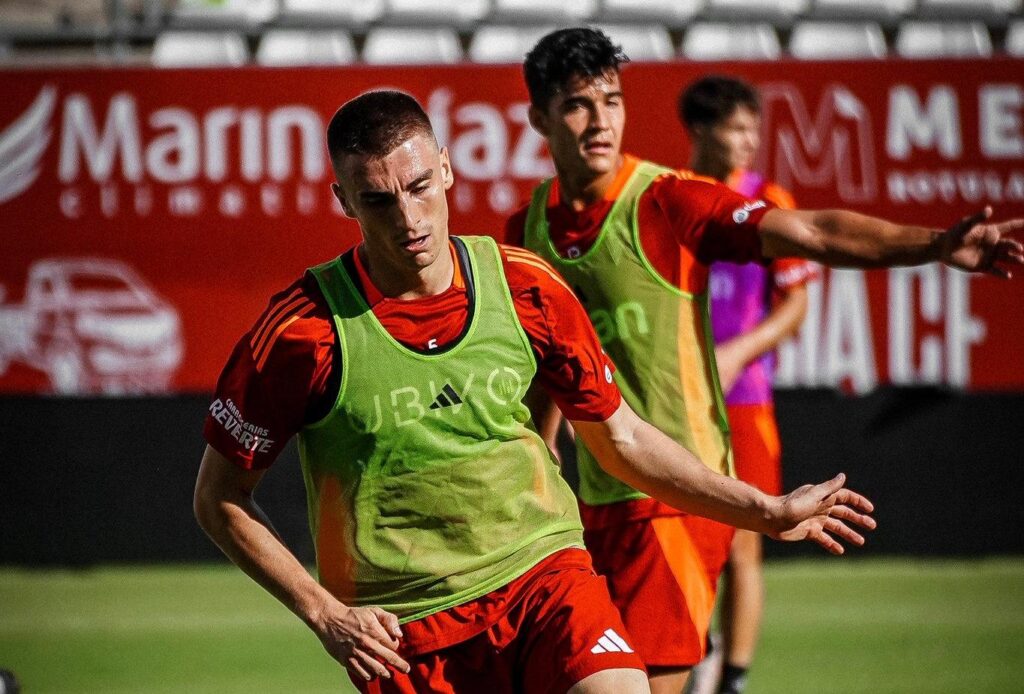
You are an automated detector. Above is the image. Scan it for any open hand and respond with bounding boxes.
[941,207,1024,278]
[313,603,410,682]
[769,473,876,555]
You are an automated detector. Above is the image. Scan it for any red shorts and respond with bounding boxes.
[581,501,735,669]
[352,549,644,694]
[728,403,782,496]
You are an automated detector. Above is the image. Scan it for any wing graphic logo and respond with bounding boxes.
[0,86,58,205]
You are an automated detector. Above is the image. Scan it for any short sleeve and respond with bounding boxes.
[762,182,796,210]
[499,245,621,422]
[648,172,775,266]
[203,275,336,470]
[771,257,820,291]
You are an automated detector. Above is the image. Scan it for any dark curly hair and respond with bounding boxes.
[678,76,761,131]
[524,27,629,109]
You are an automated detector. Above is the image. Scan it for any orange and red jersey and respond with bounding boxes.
[204,241,620,471]
[504,155,774,295]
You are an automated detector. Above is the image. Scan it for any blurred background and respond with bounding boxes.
[1,0,1022,692]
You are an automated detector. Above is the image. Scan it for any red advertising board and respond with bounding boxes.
[1,61,1022,394]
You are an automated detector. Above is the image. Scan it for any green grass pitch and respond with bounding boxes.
[1,558,1022,693]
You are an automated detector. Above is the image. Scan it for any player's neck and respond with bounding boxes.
[357,242,455,301]
[556,156,623,211]
[690,150,730,183]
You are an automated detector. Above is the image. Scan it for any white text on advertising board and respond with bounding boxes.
[758,83,1024,206]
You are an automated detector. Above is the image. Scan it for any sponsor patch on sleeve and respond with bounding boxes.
[208,398,276,453]
[732,200,767,224]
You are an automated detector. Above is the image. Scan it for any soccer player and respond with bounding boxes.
[193,90,877,694]
[679,75,815,694]
[507,27,1022,694]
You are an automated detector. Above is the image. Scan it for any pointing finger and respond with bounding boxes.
[994,218,1024,236]
[953,207,992,238]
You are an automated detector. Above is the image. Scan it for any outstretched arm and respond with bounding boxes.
[760,206,1023,277]
[194,445,410,681]
[571,402,876,554]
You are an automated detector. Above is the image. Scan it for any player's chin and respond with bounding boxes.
[411,242,444,267]
[581,152,617,174]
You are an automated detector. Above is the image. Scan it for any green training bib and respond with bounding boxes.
[299,235,583,622]
[524,162,733,506]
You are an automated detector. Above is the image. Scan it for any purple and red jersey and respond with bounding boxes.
[710,170,816,406]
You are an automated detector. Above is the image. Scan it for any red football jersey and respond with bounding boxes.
[204,241,621,470]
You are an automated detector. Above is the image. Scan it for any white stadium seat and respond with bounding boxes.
[467,25,558,63]
[171,0,278,26]
[384,0,490,26]
[790,21,887,59]
[490,0,598,23]
[599,0,703,27]
[917,0,1021,17]
[812,0,913,19]
[1006,20,1024,56]
[591,24,674,62]
[152,31,249,66]
[682,23,781,60]
[277,0,385,27]
[362,27,463,64]
[256,30,356,66]
[706,0,809,18]
[0,0,61,29]
[895,21,993,58]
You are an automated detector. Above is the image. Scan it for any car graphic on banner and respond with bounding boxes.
[0,258,183,394]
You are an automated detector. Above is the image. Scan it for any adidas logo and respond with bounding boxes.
[428,384,464,410]
[590,628,634,655]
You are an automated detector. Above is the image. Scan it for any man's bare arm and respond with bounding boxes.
[524,381,565,463]
[571,402,875,554]
[760,206,1023,277]
[715,282,808,394]
[193,445,409,680]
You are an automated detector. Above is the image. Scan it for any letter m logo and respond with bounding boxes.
[755,84,878,204]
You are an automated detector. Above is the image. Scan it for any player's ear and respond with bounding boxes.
[528,104,549,137]
[331,182,355,218]
[439,146,454,191]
